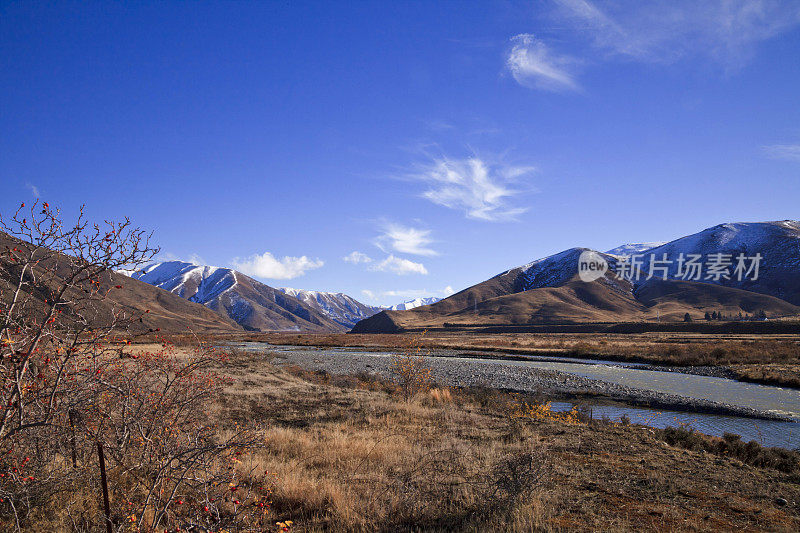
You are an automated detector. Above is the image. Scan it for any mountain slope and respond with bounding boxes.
[637,221,800,305]
[0,233,241,334]
[278,287,382,328]
[124,261,345,332]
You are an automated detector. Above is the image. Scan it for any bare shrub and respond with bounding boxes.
[389,336,433,402]
[0,202,273,531]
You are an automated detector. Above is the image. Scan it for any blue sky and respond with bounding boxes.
[2,1,800,306]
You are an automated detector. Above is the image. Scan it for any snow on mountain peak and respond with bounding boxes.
[606,242,667,256]
[387,297,441,311]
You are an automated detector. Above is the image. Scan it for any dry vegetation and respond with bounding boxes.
[204,347,800,532]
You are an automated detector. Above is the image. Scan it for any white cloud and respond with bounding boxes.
[232,252,324,280]
[374,223,437,256]
[506,33,580,92]
[443,285,455,296]
[369,255,428,275]
[411,156,533,222]
[343,251,373,264]
[763,144,800,162]
[26,183,40,197]
[553,0,800,69]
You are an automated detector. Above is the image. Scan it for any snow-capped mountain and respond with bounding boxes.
[387,297,441,310]
[278,288,382,328]
[606,242,667,256]
[121,261,344,332]
[352,220,800,332]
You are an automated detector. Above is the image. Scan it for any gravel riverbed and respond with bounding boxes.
[257,346,788,421]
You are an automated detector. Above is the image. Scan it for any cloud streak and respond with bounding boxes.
[763,144,800,162]
[232,252,324,280]
[506,33,580,92]
[374,223,437,256]
[410,156,533,222]
[343,251,373,264]
[553,0,800,69]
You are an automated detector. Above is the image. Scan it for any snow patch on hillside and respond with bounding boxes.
[278,287,381,328]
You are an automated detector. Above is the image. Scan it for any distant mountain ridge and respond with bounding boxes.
[278,287,382,328]
[387,297,441,310]
[122,261,345,332]
[352,220,800,332]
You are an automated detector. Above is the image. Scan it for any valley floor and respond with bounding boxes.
[207,345,799,531]
[236,331,800,390]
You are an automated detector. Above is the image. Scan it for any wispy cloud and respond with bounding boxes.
[361,289,377,301]
[506,33,580,92]
[369,255,428,275]
[553,0,800,69]
[26,183,40,197]
[232,252,324,280]
[763,143,800,162]
[343,251,373,264]
[187,253,207,266]
[410,155,534,222]
[374,223,437,256]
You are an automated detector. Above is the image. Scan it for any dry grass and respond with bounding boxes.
[207,347,800,532]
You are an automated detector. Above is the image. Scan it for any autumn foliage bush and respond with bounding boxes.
[0,202,276,531]
[388,336,433,401]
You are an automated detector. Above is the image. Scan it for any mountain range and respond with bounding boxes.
[121,262,446,330]
[352,221,800,333]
